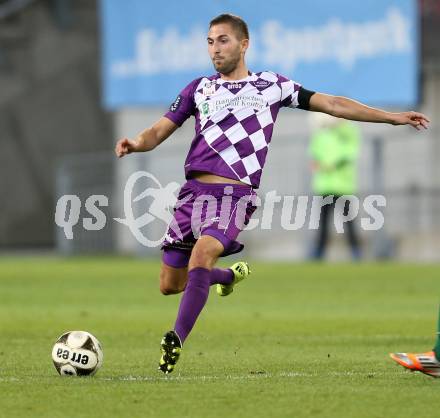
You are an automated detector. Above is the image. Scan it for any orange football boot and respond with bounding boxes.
[390,351,440,377]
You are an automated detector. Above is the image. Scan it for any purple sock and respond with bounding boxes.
[174,267,211,343]
[209,268,233,286]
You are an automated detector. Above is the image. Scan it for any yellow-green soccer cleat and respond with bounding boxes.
[216,261,251,297]
[158,331,182,374]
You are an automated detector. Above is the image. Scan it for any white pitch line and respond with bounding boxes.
[0,370,395,383]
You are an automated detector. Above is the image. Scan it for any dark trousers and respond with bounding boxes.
[313,195,361,260]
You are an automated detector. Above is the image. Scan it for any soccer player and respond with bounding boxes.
[115,14,430,374]
[390,306,440,377]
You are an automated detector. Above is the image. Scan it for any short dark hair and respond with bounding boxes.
[209,13,249,40]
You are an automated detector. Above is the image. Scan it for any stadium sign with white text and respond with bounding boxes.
[100,0,418,109]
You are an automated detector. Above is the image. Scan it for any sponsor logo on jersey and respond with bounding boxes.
[227,83,243,90]
[203,82,216,96]
[169,95,182,113]
[253,80,271,88]
[201,102,210,116]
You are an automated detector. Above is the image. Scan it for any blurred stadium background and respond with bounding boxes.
[0,0,439,262]
[2,4,440,417]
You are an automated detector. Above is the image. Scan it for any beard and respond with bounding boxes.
[212,52,241,75]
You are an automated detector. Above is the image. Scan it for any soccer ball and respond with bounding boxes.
[51,331,103,376]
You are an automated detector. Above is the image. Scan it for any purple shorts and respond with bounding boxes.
[162,179,257,268]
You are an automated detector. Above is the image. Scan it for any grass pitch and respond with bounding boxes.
[0,257,439,418]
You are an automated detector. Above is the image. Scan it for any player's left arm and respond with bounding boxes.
[308,92,430,130]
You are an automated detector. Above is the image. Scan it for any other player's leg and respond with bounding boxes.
[343,199,361,260]
[311,195,333,260]
[390,305,440,377]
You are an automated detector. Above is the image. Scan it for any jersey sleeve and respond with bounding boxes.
[277,74,302,109]
[164,79,199,126]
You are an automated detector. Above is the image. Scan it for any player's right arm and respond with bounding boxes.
[115,78,200,158]
[115,117,179,158]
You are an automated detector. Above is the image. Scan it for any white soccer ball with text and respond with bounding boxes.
[52,331,103,376]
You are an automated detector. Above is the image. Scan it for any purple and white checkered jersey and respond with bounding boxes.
[164,71,302,188]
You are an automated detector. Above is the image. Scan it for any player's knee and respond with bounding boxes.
[189,235,223,270]
[189,246,215,269]
[159,269,185,295]
[159,277,183,295]
[159,283,180,295]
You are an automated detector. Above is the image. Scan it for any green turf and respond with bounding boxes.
[1,257,440,418]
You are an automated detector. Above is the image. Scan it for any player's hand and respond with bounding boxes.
[391,112,430,130]
[115,138,137,158]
